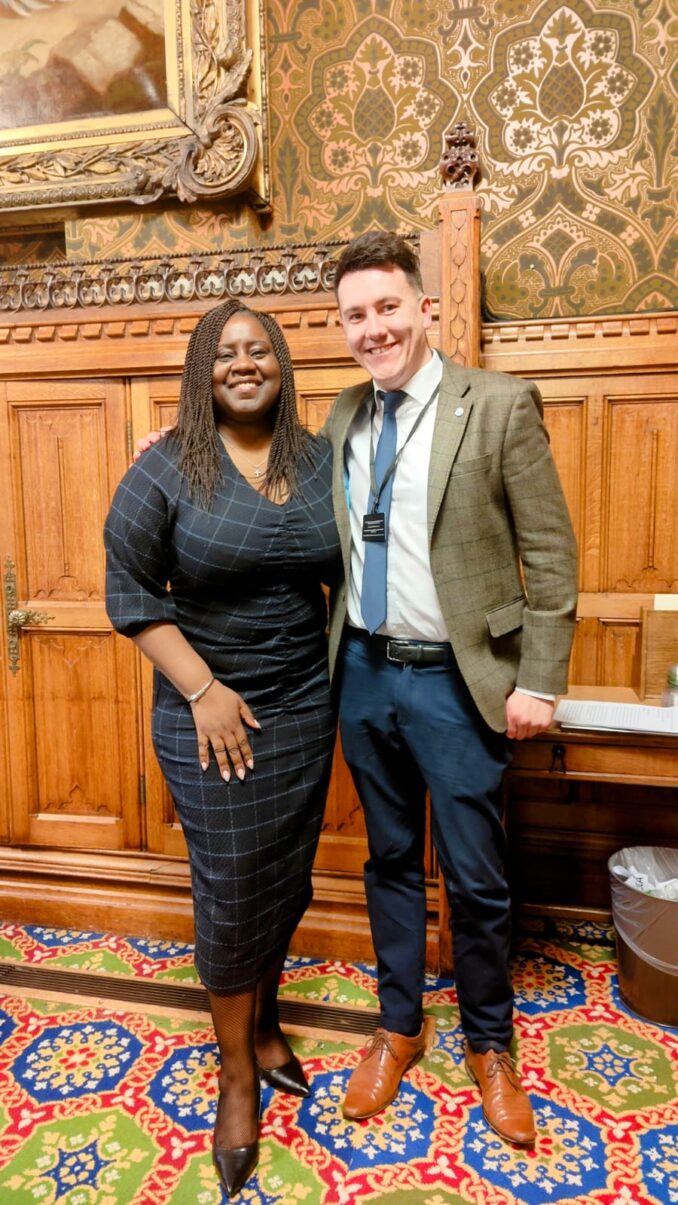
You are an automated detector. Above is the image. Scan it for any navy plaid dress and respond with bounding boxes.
[105,436,341,992]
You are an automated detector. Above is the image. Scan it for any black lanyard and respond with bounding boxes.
[368,383,440,513]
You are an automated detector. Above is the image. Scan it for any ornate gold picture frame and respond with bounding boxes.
[0,0,268,214]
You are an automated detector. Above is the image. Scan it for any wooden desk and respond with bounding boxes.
[505,688,678,920]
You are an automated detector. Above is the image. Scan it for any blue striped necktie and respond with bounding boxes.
[360,389,405,634]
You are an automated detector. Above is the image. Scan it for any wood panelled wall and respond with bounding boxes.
[0,296,676,968]
[482,316,678,688]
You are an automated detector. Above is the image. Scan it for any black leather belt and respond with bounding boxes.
[347,629,453,666]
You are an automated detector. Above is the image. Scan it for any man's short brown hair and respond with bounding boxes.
[333,231,423,296]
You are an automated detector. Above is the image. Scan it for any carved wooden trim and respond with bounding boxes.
[482,313,678,373]
[0,238,422,315]
[0,247,341,312]
[439,121,480,191]
[437,194,481,368]
[483,313,678,345]
[1,303,673,358]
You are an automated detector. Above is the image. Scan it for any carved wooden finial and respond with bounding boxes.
[439,121,480,190]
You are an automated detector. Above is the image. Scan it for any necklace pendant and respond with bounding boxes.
[254,467,261,477]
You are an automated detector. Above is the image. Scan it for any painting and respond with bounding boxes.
[0,0,268,212]
[0,0,168,130]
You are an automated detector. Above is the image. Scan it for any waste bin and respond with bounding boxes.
[609,846,678,1027]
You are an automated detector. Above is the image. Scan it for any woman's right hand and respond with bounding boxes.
[190,679,261,781]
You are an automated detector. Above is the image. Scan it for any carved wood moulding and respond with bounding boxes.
[439,121,480,190]
[481,313,678,374]
[0,308,675,354]
[0,0,267,212]
[0,242,356,313]
[483,314,678,344]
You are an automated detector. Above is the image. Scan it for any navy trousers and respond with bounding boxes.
[337,630,514,1051]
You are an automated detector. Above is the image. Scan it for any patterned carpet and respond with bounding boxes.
[0,920,676,1204]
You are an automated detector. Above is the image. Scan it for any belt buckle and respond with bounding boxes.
[386,639,406,664]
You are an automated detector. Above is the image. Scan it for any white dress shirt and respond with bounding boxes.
[344,350,552,701]
[345,352,446,639]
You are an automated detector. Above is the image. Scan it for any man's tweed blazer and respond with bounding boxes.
[324,354,578,733]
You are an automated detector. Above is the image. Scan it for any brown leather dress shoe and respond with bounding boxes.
[343,1026,426,1120]
[464,1044,536,1146]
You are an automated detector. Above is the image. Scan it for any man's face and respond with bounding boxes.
[337,265,433,390]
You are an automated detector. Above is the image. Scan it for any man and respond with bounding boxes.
[323,232,577,1145]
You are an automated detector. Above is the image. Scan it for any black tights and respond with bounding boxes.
[209,951,293,1148]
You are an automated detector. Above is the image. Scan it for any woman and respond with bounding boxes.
[104,301,340,1199]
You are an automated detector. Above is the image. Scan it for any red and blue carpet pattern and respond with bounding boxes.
[0,920,676,1203]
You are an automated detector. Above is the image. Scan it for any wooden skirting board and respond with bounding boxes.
[0,846,445,968]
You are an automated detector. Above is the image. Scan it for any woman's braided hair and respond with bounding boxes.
[174,300,314,508]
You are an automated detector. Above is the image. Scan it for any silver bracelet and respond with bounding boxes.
[186,676,215,704]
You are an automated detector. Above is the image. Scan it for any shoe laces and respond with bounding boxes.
[365,1029,397,1060]
[486,1051,521,1091]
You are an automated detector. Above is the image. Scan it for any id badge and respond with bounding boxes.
[363,512,386,542]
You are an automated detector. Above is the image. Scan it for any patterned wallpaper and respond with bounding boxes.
[35,2,678,316]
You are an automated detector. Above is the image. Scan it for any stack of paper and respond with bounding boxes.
[554,699,678,736]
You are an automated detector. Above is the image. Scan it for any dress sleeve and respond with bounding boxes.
[104,453,178,637]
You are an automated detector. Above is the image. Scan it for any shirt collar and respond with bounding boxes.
[371,349,443,408]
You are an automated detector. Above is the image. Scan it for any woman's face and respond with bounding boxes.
[212,312,282,430]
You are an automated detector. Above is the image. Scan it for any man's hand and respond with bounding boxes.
[133,425,174,461]
[505,691,554,740]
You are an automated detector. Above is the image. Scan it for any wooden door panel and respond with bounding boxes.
[295,368,365,432]
[0,379,140,851]
[130,376,178,444]
[529,375,678,688]
[570,616,599,686]
[25,630,136,848]
[604,393,678,593]
[14,402,106,602]
[541,395,585,572]
[599,620,640,689]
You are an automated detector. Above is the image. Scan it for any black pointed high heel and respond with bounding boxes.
[213,1142,258,1200]
[212,1081,260,1199]
[257,1053,310,1098]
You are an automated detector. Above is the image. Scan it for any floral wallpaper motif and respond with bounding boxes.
[471,0,674,315]
[474,2,652,177]
[59,0,678,317]
[292,17,458,233]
